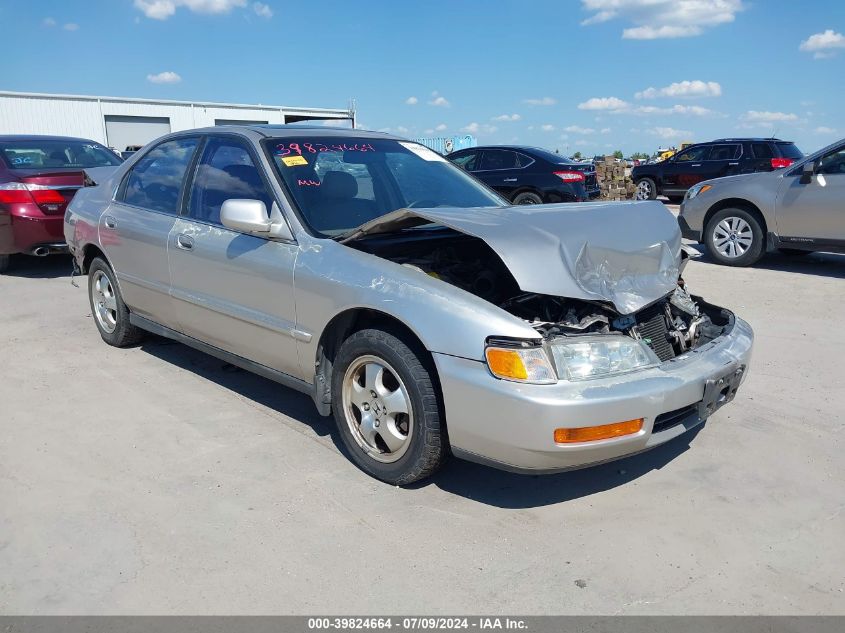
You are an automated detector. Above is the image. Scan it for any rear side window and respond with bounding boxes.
[776,143,803,159]
[707,144,741,161]
[187,137,274,225]
[479,150,519,170]
[817,147,845,175]
[450,151,479,171]
[751,143,774,159]
[122,138,198,213]
[0,139,121,169]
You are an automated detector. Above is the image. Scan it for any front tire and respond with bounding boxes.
[705,208,765,267]
[88,257,144,347]
[513,191,544,205]
[635,178,657,200]
[331,328,447,485]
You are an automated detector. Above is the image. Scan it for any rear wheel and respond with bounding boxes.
[513,191,544,205]
[705,208,765,267]
[88,257,144,347]
[331,328,446,485]
[0,254,9,273]
[667,195,685,204]
[635,178,657,200]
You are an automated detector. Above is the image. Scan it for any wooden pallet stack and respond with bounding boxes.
[595,156,636,201]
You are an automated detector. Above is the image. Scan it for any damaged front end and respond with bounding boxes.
[343,202,733,382]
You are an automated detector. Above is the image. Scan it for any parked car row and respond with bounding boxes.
[60,125,754,484]
[632,137,804,203]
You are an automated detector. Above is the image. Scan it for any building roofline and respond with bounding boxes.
[0,90,353,117]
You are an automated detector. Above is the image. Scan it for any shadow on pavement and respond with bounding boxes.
[420,426,704,508]
[1,254,74,279]
[686,244,845,279]
[139,335,337,443]
[141,334,705,507]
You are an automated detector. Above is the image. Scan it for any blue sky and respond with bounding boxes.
[2,0,844,156]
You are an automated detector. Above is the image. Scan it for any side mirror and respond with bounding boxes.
[220,199,293,241]
[799,161,815,185]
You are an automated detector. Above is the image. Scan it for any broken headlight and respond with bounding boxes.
[550,336,660,381]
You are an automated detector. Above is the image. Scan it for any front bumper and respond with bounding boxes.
[434,315,753,473]
[678,213,701,242]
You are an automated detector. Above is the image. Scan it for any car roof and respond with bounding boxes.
[710,137,792,143]
[187,124,402,141]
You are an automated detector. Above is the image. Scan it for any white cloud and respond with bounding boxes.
[405,96,418,105]
[462,122,498,135]
[815,126,837,134]
[800,29,845,59]
[578,96,629,111]
[435,123,447,132]
[63,23,79,31]
[424,129,434,135]
[636,80,722,99]
[523,97,556,106]
[429,96,450,107]
[647,126,693,140]
[742,110,798,123]
[396,126,410,134]
[581,0,744,40]
[147,70,182,84]
[600,127,611,134]
[541,124,556,132]
[252,2,272,18]
[43,17,56,27]
[134,0,247,20]
[564,125,596,134]
[492,113,521,121]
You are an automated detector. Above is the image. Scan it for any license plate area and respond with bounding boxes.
[698,365,745,419]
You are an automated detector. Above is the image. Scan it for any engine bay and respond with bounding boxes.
[352,231,730,362]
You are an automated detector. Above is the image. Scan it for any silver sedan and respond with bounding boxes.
[65,126,753,484]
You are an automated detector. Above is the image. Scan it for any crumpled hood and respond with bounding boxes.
[341,200,682,315]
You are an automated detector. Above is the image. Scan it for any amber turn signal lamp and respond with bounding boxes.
[554,419,644,444]
[485,348,528,381]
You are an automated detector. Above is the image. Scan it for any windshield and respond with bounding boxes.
[0,139,122,170]
[265,137,507,236]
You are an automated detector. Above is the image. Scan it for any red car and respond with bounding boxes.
[0,135,122,272]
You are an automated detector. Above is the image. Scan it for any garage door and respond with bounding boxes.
[214,119,268,126]
[104,115,171,152]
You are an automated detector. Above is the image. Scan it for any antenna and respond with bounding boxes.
[770,127,779,139]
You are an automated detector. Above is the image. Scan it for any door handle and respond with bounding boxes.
[503,178,517,182]
[728,162,739,166]
[176,234,194,251]
[103,215,116,229]
[690,164,701,167]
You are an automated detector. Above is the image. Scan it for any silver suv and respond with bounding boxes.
[65,126,753,484]
[679,138,845,266]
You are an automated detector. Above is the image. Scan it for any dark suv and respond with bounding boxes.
[632,138,803,202]
[447,145,599,204]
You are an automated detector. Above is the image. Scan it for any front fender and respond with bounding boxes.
[293,236,541,374]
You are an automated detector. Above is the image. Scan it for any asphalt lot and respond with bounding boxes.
[1,214,844,614]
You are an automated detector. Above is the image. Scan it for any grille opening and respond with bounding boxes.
[636,302,675,361]
[652,404,697,434]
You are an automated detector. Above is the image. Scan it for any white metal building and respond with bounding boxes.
[0,91,356,151]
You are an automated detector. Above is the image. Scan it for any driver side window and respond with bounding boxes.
[817,147,845,175]
[122,137,198,213]
[675,146,708,162]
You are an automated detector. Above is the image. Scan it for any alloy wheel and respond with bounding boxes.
[635,180,652,200]
[91,270,118,333]
[341,355,413,463]
[712,216,754,259]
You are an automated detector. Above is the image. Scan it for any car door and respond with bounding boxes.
[168,135,302,378]
[702,143,742,180]
[475,149,522,197]
[103,136,199,328]
[449,150,480,173]
[661,145,709,193]
[775,144,845,243]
